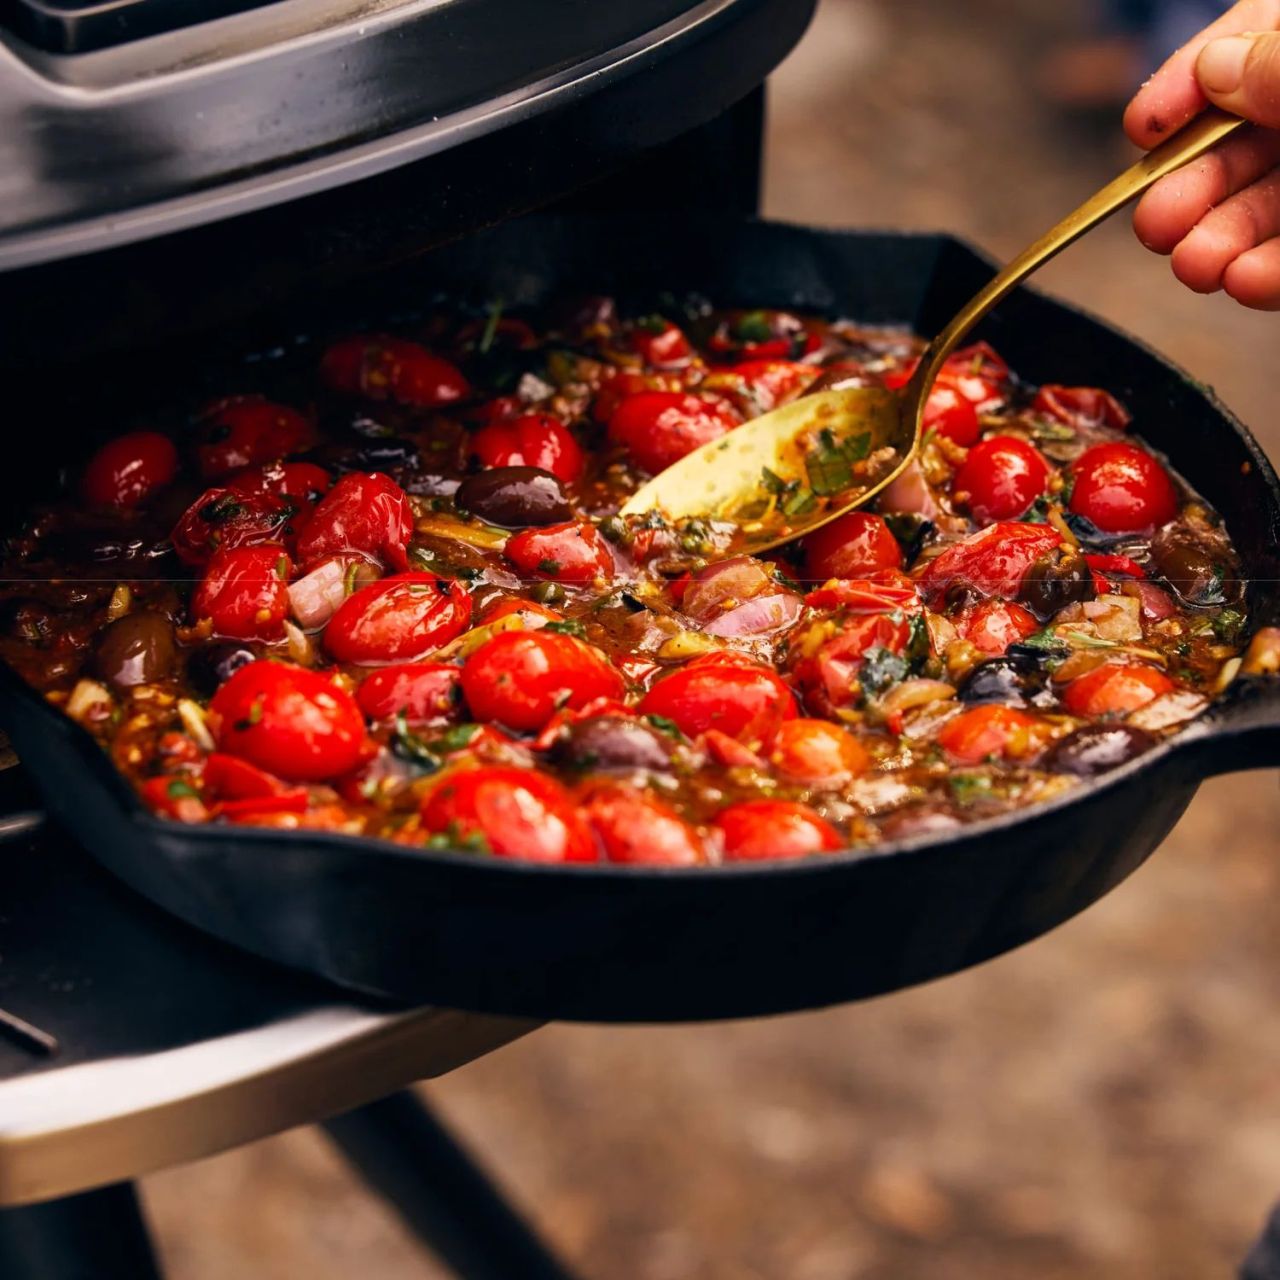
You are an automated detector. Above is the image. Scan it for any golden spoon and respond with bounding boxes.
[620,110,1244,553]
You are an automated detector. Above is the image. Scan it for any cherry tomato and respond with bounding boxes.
[921,384,981,446]
[82,432,179,509]
[355,663,462,723]
[171,486,300,567]
[469,414,584,484]
[936,704,1047,764]
[1068,442,1179,534]
[505,521,614,584]
[590,370,686,425]
[195,397,313,478]
[714,800,842,862]
[192,543,292,642]
[630,319,694,368]
[229,461,333,505]
[916,523,1062,606]
[707,310,816,362]
[802,512,903,583]
[804,571,920,613]
[479,597,563,628]
[884,344,1007,411]
[639,654,796,751]
[956,599,1040,655]
[607,391,740,475]
[769,718,870,784]
[1060,662,1175,717]
[461,630,625,733]
[295,472,415,571]
[210,660,371,782]
[1033,384,1130,431]
[140,775,208,823]
[324,575,472,665]
[793,613,910,714]
[952,436,1050,524]
[320,336,470,407]
[724,359,818,412]
[202,752,308,817]
[419,766,596,862]
[584,786,704,865]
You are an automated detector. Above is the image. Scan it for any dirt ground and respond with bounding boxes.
[143,3,1280,1277]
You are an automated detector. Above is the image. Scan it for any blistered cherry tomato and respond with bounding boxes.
[804,572,919,614]
[953,436,1050,524]
[1060,662,1175,717]
[461,630,624,733]
[192,543,292,642]
[1033,385,1130,431]
[708,310,816,362]
[356,663,462,723]
[802,512,902,583]
[479,597,563,628]
[590,370,686,425]
[639,654,796,751]
[1068,442,1179,534]
[725,360,818,412]
[210,660,371,782]
[469,414,584,484]
[793,613,910,715]
[714,800,842,862]
[419,766,596,862]
[607,392,740,475]
[631,319,694,368]
[295,472,414,571]
[171,486,299,566]
[884,344,1007,411]
[320,336,470,407]
[324,575,472,665]
[769,718,870,784]
[585,786,704,865]
[922,384,980,446]
[195,398,312,478]
[82,432,179,509]
[505,521,614,583]
[916,523,1062,606]
[229,461,332,505]
[956,599,1039,655]
[936,704,1046,764]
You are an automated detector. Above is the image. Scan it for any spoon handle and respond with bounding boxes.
[918,109,1246,384]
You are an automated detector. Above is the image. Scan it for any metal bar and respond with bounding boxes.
[323,1090,580,1280]
[0,1181,162,1280]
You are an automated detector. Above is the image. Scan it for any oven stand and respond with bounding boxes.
[0,1091,579,1280]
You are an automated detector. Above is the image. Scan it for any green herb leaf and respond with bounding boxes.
[734,311,773,343]
[860,645,909,697]
[545,618,588,639]
[805,428,871,497]
[536,558,562,575]
[645,714,684,739]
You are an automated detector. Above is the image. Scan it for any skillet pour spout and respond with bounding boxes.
[1,213,1279,1022]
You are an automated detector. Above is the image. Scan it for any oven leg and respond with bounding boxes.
[0,1181,163,1280]
[323,1090,580,1280]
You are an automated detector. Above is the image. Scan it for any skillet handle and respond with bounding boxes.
[1175,675,1280,779]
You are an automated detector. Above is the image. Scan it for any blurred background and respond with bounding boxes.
[143,3,1280,1277]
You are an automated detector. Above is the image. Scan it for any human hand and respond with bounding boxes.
[1125,0,1280,309]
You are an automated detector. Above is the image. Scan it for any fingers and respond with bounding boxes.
[1222,238,1280,307]
[1133,126,1280,252]
[1124,0,1280,148]
[1168,168,1280,293]
[1198,31,1280,127]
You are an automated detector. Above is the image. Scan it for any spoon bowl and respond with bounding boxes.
[621,109,1244,550]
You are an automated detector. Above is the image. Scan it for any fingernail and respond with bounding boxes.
[1197,35,1252,94]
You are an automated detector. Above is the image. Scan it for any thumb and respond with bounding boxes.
[1197,31,1280,129]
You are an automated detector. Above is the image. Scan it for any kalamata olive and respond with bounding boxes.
[185,641,259,698]
[455,467,571,528]
[553,715,675,772]
[93,611,176,688]
[879,808,964,841]
[1042,724,1157,777]
[958,655,1048,707]
[1019,550,1095,620]
[0,598,63,646]
[1149,528,1226,605]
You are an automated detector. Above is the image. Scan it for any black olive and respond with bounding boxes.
[455,467,571,528]
[1019,550,1095,620]
[1043,724,1157,777]
[1150,528,1227,605]
[879,808,964,841]
[552,715,675,772]
[958,655,1049,707]
[93,612,176,688]
[185,642,259,698]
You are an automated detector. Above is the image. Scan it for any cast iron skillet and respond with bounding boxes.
[2,214,1279,1022]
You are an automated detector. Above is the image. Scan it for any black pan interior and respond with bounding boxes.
[3,213,1279,1021]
